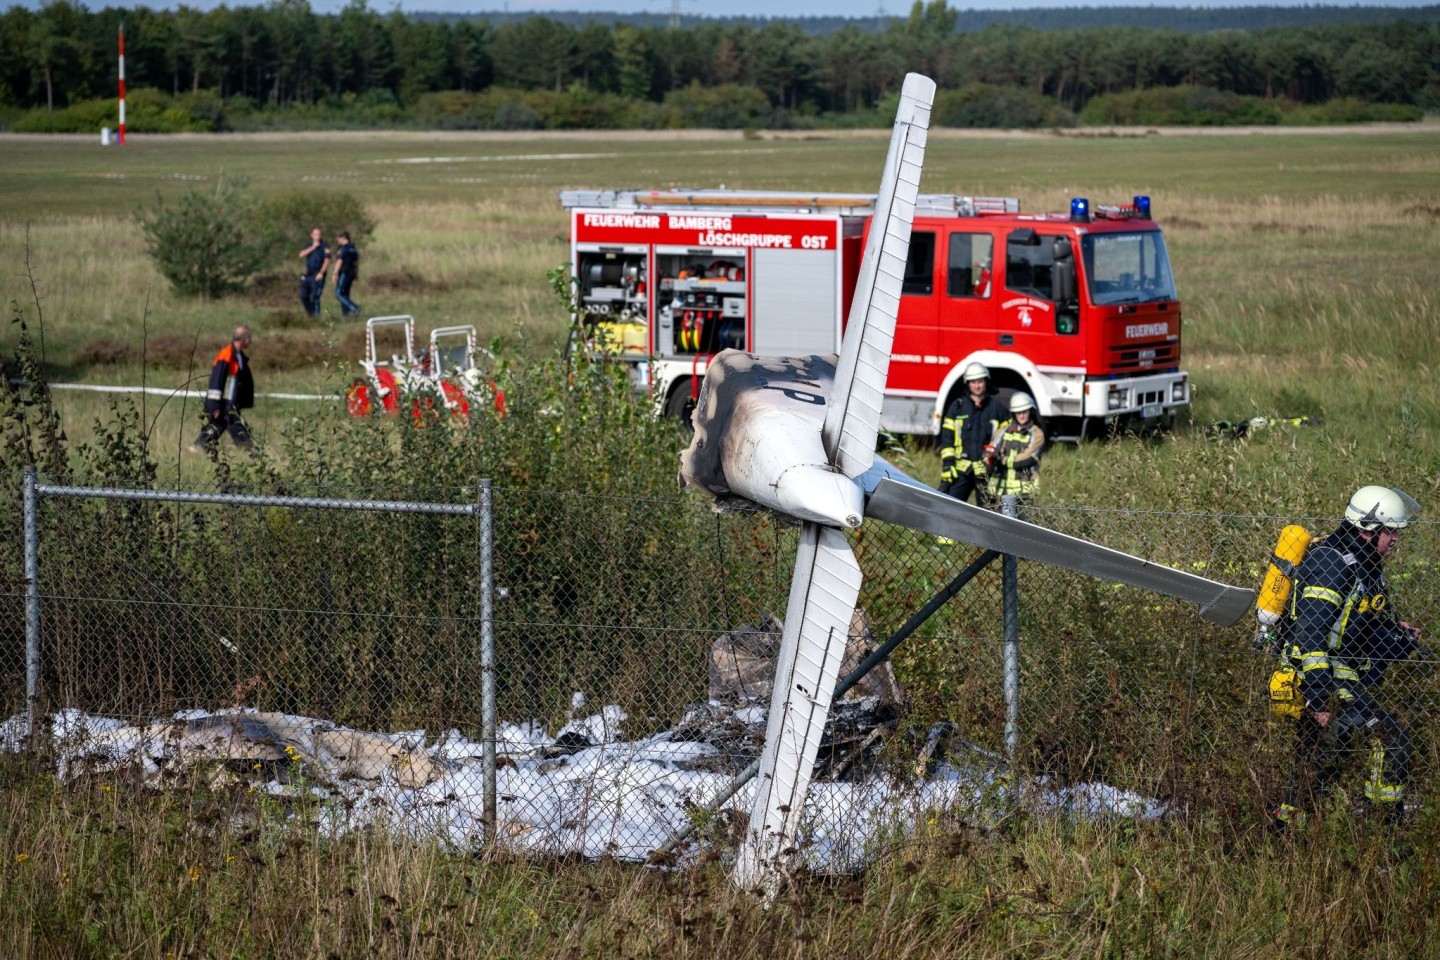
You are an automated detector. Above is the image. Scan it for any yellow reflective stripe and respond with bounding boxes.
[1300,585,1343,606]
[1365,783,1403,803]
[1332,665,1360,682]
[1298,651,1330,672]
[1365,742,1404,802]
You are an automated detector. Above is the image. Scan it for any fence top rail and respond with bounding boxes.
[33,483,479,516]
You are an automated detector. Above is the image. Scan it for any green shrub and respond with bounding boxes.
[136,178,268,298]
[10,88,224,134]
[1285,97,1423,123]
[11,97,117,133]
[657,83,773,130]
[934,83,1075,129]
[255,191,377,264]
[1081,85,1282,126]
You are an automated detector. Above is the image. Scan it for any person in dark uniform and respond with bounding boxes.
[191,326,256,453]
[298,228,329,316]
[332,230,361,316]
[1275,485,1423,828]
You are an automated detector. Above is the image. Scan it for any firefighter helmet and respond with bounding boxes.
[1009,393,1036,414]
[1344,485,1420,531]
[962,362,990,383]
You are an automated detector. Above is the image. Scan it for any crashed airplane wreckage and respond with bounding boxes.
[677,72,1254,895]
[4,73,1255,887]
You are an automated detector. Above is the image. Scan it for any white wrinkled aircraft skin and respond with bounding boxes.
[732,524,862,896]
[680,352,864,528]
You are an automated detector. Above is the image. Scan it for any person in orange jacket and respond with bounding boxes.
[191,326,255,454]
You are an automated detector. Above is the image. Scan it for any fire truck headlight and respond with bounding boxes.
[1070,197,1090,223]
[1134,195,1151,219]
[1172,379,1186,402]
[1107,387,1126,411]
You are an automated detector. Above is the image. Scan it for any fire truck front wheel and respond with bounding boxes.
[665,382,697,432]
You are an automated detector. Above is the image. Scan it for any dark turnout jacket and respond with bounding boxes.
[1286,522,1413,709]
[205,343,254,416]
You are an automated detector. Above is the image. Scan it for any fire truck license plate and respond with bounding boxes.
[1141,403,1162,419]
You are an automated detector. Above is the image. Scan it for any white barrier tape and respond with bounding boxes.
[6,379,338,402]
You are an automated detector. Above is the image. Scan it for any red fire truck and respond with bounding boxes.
[560,189,1188,439]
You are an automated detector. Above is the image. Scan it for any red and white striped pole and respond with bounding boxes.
[117,21,126,146]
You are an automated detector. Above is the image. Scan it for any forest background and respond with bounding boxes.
[4,0,1440,134]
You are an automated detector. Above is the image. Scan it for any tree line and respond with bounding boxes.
[3,0,1437,127]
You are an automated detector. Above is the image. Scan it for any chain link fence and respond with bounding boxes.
[5,471,1438,867]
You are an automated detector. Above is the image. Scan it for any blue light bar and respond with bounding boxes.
[1133,195,1151,218]
[1070,197,1090,223]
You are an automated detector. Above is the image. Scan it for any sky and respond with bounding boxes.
[17,0,1439,16]
[316,0,1438,14]
[460,0,1436,11]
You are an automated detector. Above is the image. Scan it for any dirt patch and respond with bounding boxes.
[261,308,327,330]
[242,269,447,303]
[366,269,448,294]
[73,328,370,373]
[245,272,302,308]
[1250,221,1327,235]
[74,334,225,371]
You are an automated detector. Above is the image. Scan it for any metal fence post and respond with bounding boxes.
[479,478,497,844]
[1001,494,1020,765]
[23,465,40,742]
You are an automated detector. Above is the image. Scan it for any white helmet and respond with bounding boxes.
[1344,485,1420,531]
[962,362,990,383]
[1009,393,1036,414]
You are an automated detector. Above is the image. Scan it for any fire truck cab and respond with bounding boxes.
[560,189,1188,439]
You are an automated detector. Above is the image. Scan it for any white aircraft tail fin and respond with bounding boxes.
[733,524,862,896]
[821,72,935,480]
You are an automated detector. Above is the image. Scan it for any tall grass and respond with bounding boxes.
[4,128,1440,952]
[3,752,1437,959]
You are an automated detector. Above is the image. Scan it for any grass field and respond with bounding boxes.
[3,124,1440,957]
[3,124,1438,500]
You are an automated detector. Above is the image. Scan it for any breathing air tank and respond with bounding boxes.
[1256,524,1311,626]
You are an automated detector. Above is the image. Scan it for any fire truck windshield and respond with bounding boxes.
[1082,231,1176,306]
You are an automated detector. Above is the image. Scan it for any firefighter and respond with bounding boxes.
[988,393,1044,502]
[938,362,1007,507]
[1275,485,1422,828]
[191,326,256,454]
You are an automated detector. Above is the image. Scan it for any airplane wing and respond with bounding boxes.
[820,72,935,480]
[866,478,1255,626]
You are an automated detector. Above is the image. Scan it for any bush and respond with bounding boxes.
[11,88,223,134]
[1286,98,1423,124]
[136,178,269,298]
[934,83,1075,129]
[255,192,377,265]
[1080,86,1282,126]
[657,83,773,130]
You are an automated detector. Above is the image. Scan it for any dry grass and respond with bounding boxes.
[2,755,1436,959]
[5,128,1440,952]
